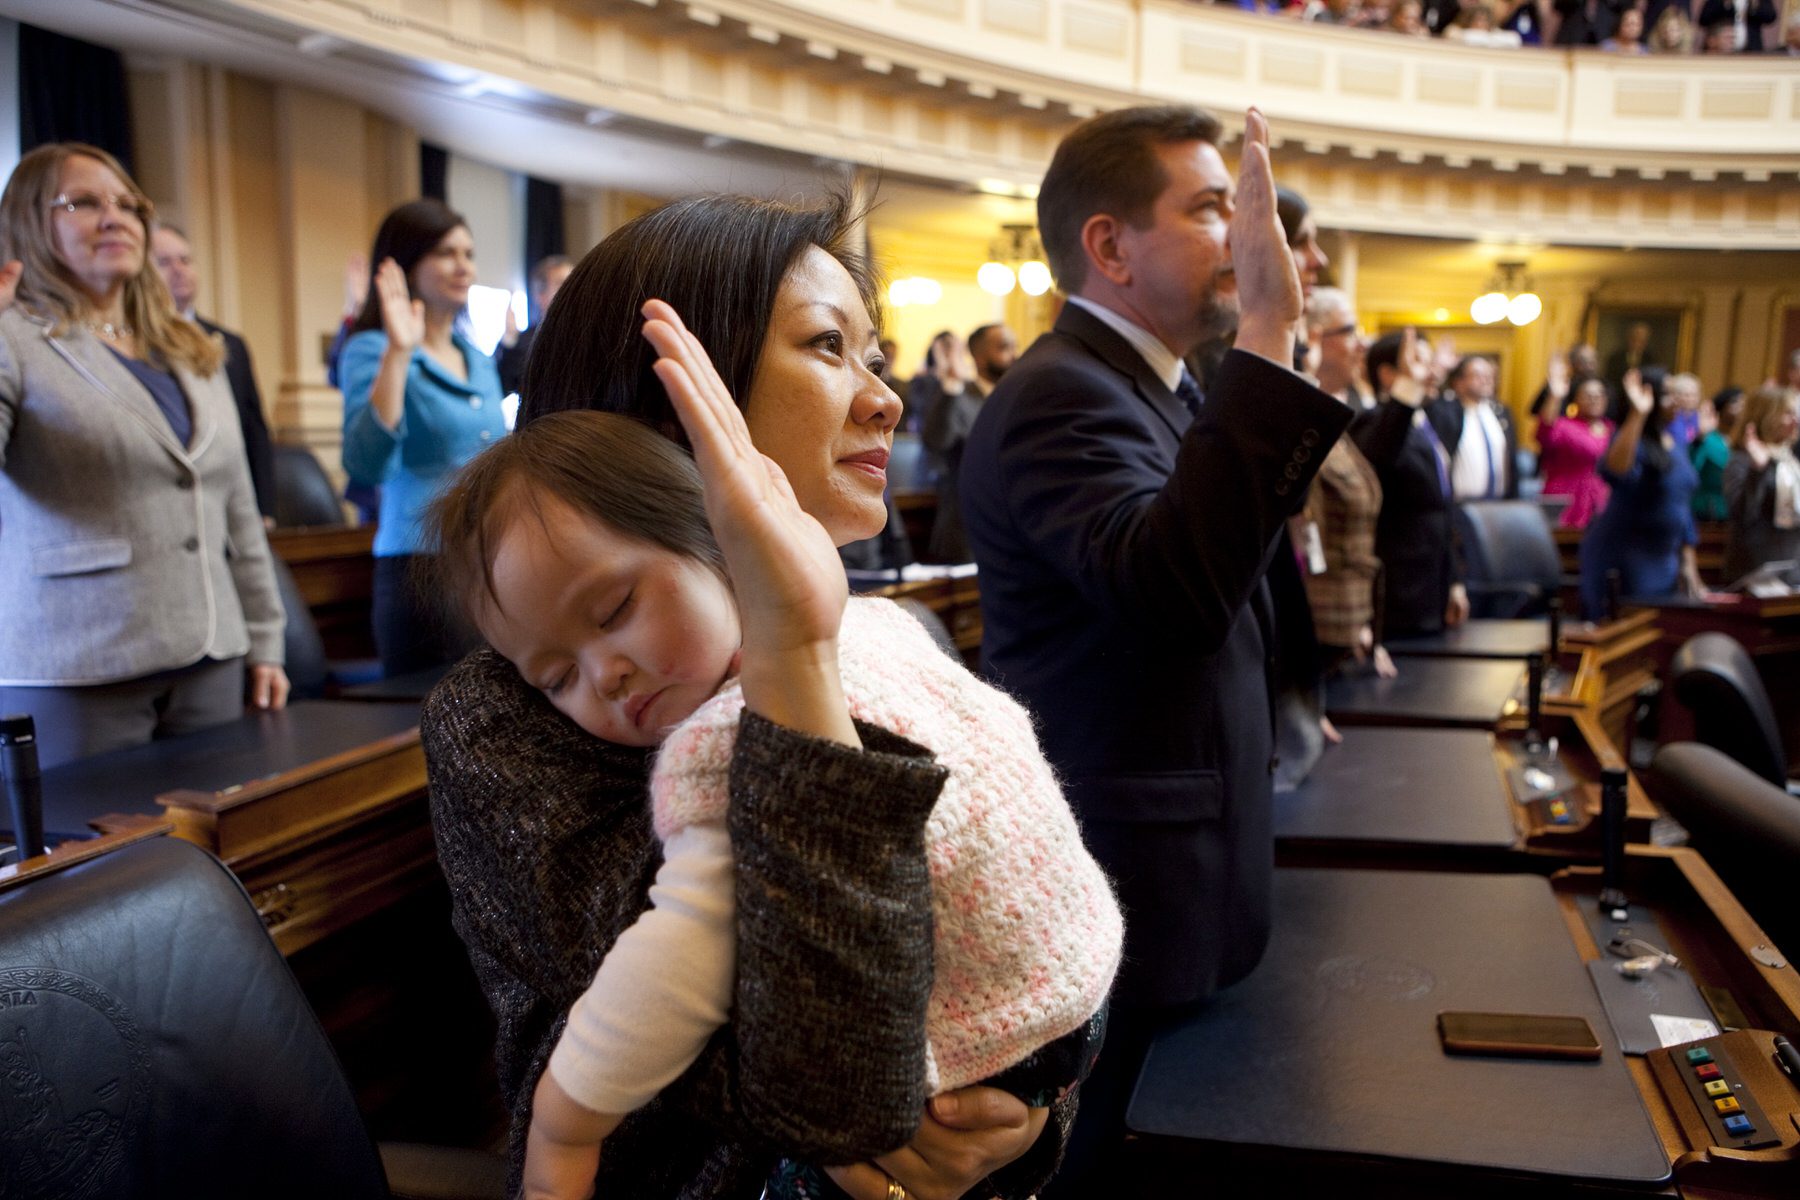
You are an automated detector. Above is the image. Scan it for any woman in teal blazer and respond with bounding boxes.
[341,199,507,675]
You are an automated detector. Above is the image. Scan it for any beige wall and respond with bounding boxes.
[125,61,420,485]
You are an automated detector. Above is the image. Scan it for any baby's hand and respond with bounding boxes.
[522,1070,622,1200]
[522,1125,601,1200]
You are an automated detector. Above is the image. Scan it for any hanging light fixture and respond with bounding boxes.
[980,224,1051,297]
[1470,260,1541,327]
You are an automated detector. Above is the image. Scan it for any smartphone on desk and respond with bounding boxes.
[1438,1011,1603,1060]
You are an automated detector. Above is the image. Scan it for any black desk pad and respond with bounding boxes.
[1274,729,1518,852]
[16,701,422,840]
[1130,869,1671,1186]
[337,663,453,703]
[1325,658,1523,728]
[1385,619,1551,661]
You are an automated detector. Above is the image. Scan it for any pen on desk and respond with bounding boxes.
[1774,1035,1800,1081]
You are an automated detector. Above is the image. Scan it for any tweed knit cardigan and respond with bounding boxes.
[653,597,1123,1094]
[422,648,1075,1198]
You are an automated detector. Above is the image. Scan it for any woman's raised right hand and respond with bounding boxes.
[1546,352,1570,401]
[374,258,424,350]
[640,300,849,665]
[0,260,20,312]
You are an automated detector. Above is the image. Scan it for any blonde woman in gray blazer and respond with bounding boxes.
[0,143,287,768]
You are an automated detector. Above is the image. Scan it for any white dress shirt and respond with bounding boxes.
[1450,402,1509,500]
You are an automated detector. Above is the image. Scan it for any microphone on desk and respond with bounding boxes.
[1,714,45,864]
[1599,766,1629,922]
[1525,655,1545,752]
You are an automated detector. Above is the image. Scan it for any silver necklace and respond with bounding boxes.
[86,318,134,341]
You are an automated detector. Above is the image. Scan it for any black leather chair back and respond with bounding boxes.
[273,554,330,699]
[1455,500,1564,618]
[275,444,346,528]
[1670,631,1787,786]
[0,837,390,1198]
[1650,742,1800,956]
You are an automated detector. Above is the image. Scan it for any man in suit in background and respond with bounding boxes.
[494,254,573,396]
[924,322,1015,561]
[151,224,275,521]
[1361,331,1469,639]
[960,104,1351,1193]
[1428,354,1520,500]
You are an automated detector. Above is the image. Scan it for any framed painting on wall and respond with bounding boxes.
[1584,302,1695,384]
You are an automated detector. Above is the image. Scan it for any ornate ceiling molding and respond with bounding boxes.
[160,0,1800,247]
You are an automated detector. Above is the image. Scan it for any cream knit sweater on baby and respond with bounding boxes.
[653,596,1123,1093]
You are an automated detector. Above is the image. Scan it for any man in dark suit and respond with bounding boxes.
[924,322,1015,562]
[959,104,1351,1192]
[151,224,275,520]
[494,254,574,396]
[1360,332,1469,639]
[1427,355,1520,501]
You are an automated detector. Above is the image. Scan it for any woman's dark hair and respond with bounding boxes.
[351,198,470,334]
[1713,386,1746,431]
[1275,186,1309,248]
[519,193,875,442]
[427,411,725,629]
[1574,376,1613,413]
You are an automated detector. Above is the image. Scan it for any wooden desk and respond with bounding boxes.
[1129,850,1800,1197]
[20,700,501,1144]
[270,523,377,661]
[1386,618,1551,661]
[1325,658,1525,729]
[0,816,172,893]
[1276,710,1657,870]
[869,573,983,668]
[1553,609,1662,753]
[338,664,453,704]
[1630,594,1800,764]
[33,701,429,955]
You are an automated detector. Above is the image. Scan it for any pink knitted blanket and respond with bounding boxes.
[652,597,1122,1092]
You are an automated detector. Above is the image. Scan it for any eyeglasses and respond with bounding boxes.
[49,191,154,224]
[1319,322,1366,341]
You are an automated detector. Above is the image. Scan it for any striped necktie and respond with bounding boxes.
[1174,369,1204,417]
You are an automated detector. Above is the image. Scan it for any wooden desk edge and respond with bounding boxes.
[0,816,173,893]
[154,727,420,816]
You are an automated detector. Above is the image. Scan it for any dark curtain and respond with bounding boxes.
[19,24,133,173]
[523,175,565,321]
[420,142,448,203]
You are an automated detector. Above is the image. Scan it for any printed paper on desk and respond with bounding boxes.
[1650,1013,1720,1049]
